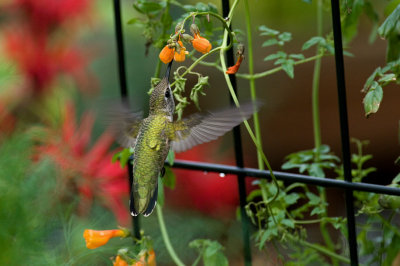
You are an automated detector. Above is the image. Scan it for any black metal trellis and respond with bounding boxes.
[111,0,400,265]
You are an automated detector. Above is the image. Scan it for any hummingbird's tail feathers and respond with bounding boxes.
[143,183,158,217]
[171,100,263,153]
[130,192,139,216]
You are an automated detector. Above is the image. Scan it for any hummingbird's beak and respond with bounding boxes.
[165,60,173,82]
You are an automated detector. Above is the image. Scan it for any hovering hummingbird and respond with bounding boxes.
[110,61,260,217]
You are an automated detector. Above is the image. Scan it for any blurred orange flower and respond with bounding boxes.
[159,45,175,64]
[113,255,129,266]
[226,55,244,74]
[134,249,156,266]
[83,229,127,249]
[191,34,212,54]
[174,41,187,62]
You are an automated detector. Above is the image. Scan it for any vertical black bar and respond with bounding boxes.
[222,1,252,265]
[330,0,358,265]
[112,0,141,240]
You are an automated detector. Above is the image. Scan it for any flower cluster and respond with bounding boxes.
[83,228,156,265]
[159,23,212,64]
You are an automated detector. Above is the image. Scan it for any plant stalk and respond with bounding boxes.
[156,205,185,266]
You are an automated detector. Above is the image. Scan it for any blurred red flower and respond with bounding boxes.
[36,103,130,225]
[1,0,96,95]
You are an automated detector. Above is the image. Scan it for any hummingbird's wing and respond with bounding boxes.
[107,104,143,148]
[171,101,260,153]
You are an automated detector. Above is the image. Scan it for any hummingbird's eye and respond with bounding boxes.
[165,89,171,98]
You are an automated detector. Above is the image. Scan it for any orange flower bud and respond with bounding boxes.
[192,35,212,54]
[159,45,175,64]
[83,229,127,249]
[113,255,129,266]
[174,41,187,62]
[226,55,244,74]
[133,250,156,266]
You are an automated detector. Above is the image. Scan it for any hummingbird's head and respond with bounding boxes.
[149,62,175,118]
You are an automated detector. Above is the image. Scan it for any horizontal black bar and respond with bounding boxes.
[168,159,400,196]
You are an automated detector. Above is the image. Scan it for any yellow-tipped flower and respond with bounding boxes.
[159,45,175,64]
[174,41,188,62]
[83,229,128,249]
[113,255,129,266]
[133,249,156,266]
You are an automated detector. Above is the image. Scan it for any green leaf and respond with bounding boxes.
[289,53,305,60]
[262,39,279,47]
[302,37,325,50]
[264,52,284,61]
[363,81,383,117]
[163,167,176,189]
[166,149,175,165]
[281,218,295,228]
[284,193,300,205]
[310,206,325,216]
[378,4,400,38]
[258,25,279,36]
[158,176,165,207]
[278,32,292,42]
[282,60,295,79]
[306,192,321,205]
[127,18,142,25]
[133,0,163,14]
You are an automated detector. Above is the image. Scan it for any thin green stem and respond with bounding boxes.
[286,234,350,264]
[244,0,263,171]
[376,212,400,237]
[219,3,279,204]
[237,54,323,80]
[156,205,185,266]
[312,0,323,159]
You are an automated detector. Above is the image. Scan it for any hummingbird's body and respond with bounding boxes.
[131,113,172,215]
[111,62,260,216]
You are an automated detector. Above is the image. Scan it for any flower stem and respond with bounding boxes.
[156,205,185,266]
[286,234,350,264]
[244,0,263,171]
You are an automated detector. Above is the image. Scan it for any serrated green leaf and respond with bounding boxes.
[282,60,294,79]
[281,218,295,228]
[363,81,383,117]
[284,193,300,205]
[306,192,321,205]
[278,32,292,42]
[289,53,305,60]
[378,73,396,84]
[262,39,279,47]
[259,25,279,36]
[302,36,325,50]
[378,4,400,38]
[310,206,325,216]
[264,52,284,61]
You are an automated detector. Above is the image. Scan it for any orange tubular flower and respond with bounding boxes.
[134,250,156,266]
[113,255,129,266]
[226,55,244,74]
[159,45,175,64]
[174,41,187,62]
[83,229,128,249]
[191,34,212,54]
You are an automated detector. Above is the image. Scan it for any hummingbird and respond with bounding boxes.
[110,61,260,217]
